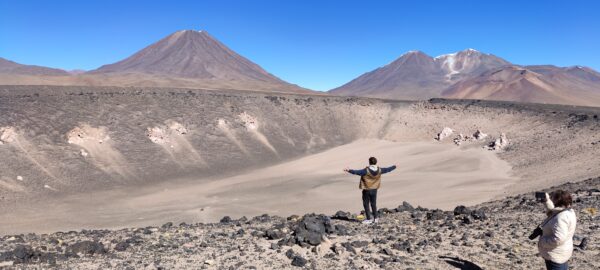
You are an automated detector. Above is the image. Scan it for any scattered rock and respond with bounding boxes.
[396,201,415,212]
[391,240,412,253]
[436,127,453,141]
[220,216,233,223]
[0,126,18,144]
[453,133,466,145]
[382,247,393,255]
[293,214,333,246]
[291,255,307,267]
[426,209,446,220]
[266,229,285,240]
[332,211,352,221]
[473,130,488,140]
[487,133,509,150]
[577,237,589,250]
[114,241,129,252]
[453,205,472,216]
[66,241,106,256]
[471,209,488,220]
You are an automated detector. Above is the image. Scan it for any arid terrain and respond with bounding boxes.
[0,85,599,269]
[0,177,598,269]
[1,0,598,267]
[0,86,600,233]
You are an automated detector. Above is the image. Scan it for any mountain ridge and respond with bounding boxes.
[0,30,311,94]
[330,49,600,106]
[0,57,69,76]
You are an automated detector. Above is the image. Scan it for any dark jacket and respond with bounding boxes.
[348,165,396,176]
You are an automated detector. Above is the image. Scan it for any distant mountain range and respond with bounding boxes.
[0,57,70,76]
[0,30,310,94]
[2,32,600,106]
[330,49,600,106]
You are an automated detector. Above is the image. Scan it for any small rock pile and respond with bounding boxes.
[435,127,509,151]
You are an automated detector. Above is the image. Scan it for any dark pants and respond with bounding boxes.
[362,189,378,220]
[545,260,568,270]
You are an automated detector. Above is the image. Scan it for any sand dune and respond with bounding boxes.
[0,139,515,234]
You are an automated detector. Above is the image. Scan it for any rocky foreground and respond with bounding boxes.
[1,178,598,270]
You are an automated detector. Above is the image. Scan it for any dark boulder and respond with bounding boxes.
[462,216,472,225]
[293,214,334,246]
[291,255,307,267]
[285,249,296,259]
[0,245,37,264]
[453,205,472,216]
[396,201,415,212]
[13,245,35,261]
[220,216,233,223]
[332,211,353,221]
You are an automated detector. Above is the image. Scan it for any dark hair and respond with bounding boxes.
[551,190,573,208]
[368,157,377,165]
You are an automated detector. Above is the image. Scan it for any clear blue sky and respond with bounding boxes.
[1,0,598,91]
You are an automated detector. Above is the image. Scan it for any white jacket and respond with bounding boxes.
[537,196,577,264]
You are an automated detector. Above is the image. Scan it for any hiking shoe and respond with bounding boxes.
[362,219,373,225]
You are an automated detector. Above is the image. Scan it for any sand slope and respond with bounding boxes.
[0,139,515,234]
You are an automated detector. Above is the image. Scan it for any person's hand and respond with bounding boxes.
[343,168,350,173]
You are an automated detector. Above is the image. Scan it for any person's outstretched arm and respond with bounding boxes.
[380,165,397,174]
[344,168,367,176]
[543,192,555,216]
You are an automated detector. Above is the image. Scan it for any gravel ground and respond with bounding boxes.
[1,177,598,269]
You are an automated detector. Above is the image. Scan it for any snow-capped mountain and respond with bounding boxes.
[330,49,510,100]
[330,49,600,106]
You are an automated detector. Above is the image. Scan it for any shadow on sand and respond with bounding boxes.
[439,256,484,270]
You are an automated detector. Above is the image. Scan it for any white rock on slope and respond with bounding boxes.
[488,133,509,150]
[473,130,488,140]
[453,133,465,145]
[0,126,18,144]
[436,127,454,141]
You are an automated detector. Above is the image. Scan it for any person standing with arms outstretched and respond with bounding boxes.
[344,157,396,224]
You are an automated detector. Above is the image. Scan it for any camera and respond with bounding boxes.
[529,226,543,240]
[535,192,546,202]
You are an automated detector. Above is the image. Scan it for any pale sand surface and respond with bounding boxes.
[0,139,516,234]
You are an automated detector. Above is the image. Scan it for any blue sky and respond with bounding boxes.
[1,0,598,91]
